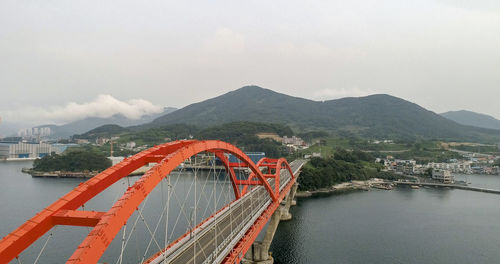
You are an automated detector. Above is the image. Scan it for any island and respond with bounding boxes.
[23,150,111,178]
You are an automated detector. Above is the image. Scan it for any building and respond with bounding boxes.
[125,142,136,149]
[304,152,321,159]
[282,136,305,146]
[76,139,90,144]
[428,161,472,174]
[432,169,454,183]
[17,127,51,139]
[392,159,416,175]
[228,152,265,165]
[96,137,110,146]
[0,142,55,159]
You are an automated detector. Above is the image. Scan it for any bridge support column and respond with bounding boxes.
[243,208,283,264]
[280,183,298,221]
[243,183,300,264]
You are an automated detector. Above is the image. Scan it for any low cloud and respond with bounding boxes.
[312,88,376,101]
[0,95,163,125]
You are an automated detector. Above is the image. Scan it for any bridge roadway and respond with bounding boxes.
[147,160,305,264]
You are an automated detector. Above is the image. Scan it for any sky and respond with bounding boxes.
[1,0,500,127]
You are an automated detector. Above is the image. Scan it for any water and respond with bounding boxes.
[270,174,500,264]
[0,161,237,263]
[1,161,500,263]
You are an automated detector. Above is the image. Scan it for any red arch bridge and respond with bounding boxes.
[0,140,305,264]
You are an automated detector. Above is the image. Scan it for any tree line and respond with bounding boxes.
[298,148,400,191]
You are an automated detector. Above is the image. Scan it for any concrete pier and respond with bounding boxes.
[243,183,300,263]
[395,182,500,194]
[280,183,298,221]
[243,209,282,264]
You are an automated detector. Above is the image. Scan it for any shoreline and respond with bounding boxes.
[296,179,393,198]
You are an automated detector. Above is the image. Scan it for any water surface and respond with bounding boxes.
[1,161,500,263]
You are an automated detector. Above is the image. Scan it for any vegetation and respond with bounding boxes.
[33,150,111,172]
[197,122,292,158]
[298,153,400,191]
[297,131,329,142]
[123,124,198,146]
[452,144,499,154]
[70,122,294,158]
[390,144,462,164]
[73,124,129,140]
[299,137,465,164]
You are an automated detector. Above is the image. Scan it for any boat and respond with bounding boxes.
[410,185,420,189]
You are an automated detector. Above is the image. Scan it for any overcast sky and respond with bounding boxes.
[1,0,499,126]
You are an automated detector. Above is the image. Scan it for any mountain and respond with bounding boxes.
[0,120,22,139]
[441,110,500,130]
[148,86,500,142]
[38,107,176,138]
[74,124,129,140]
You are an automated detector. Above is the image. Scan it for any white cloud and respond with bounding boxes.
[0,95,163,125]
[312,88,376,101]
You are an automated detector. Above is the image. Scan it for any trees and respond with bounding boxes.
[33,150,111,172]
[197,122,292,158]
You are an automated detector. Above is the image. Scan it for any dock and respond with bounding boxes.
[395,182,500,194]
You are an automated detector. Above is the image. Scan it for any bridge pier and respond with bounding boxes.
[280,183,298,221]
[243,208,281,264]
[243,183,299,264]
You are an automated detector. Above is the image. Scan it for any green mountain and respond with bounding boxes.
[73,124,129,140]
[149,86,500,142]
[441,110,500,130]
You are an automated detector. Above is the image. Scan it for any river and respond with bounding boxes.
[1,161,500,263]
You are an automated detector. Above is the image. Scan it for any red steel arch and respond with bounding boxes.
[0,140,293,263]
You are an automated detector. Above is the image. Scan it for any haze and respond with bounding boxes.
[1,0,500,124]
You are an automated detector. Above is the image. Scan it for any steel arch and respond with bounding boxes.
[0,140,293,264]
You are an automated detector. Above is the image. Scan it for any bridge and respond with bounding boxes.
[0,140,306,264]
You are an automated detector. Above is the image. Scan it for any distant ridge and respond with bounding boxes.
[38,107,176,138]
[441,110,500,130]
[143,86,500,142]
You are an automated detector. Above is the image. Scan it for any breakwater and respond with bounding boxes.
[395,181,500,194]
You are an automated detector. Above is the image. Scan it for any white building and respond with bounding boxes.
[282,136,305,146]
[17,127,51,138]
[432,169,454,184]
[125,141,136,149]
[0,142,55,159]
[428,161,472,174]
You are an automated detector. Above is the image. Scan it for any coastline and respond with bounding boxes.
[296,179,393,198]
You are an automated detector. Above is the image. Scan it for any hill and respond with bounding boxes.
[76,122,293,158]
[37,107,176,138]
[441,110,500,130]
[148,86,500,142]
[73,124,129,140]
